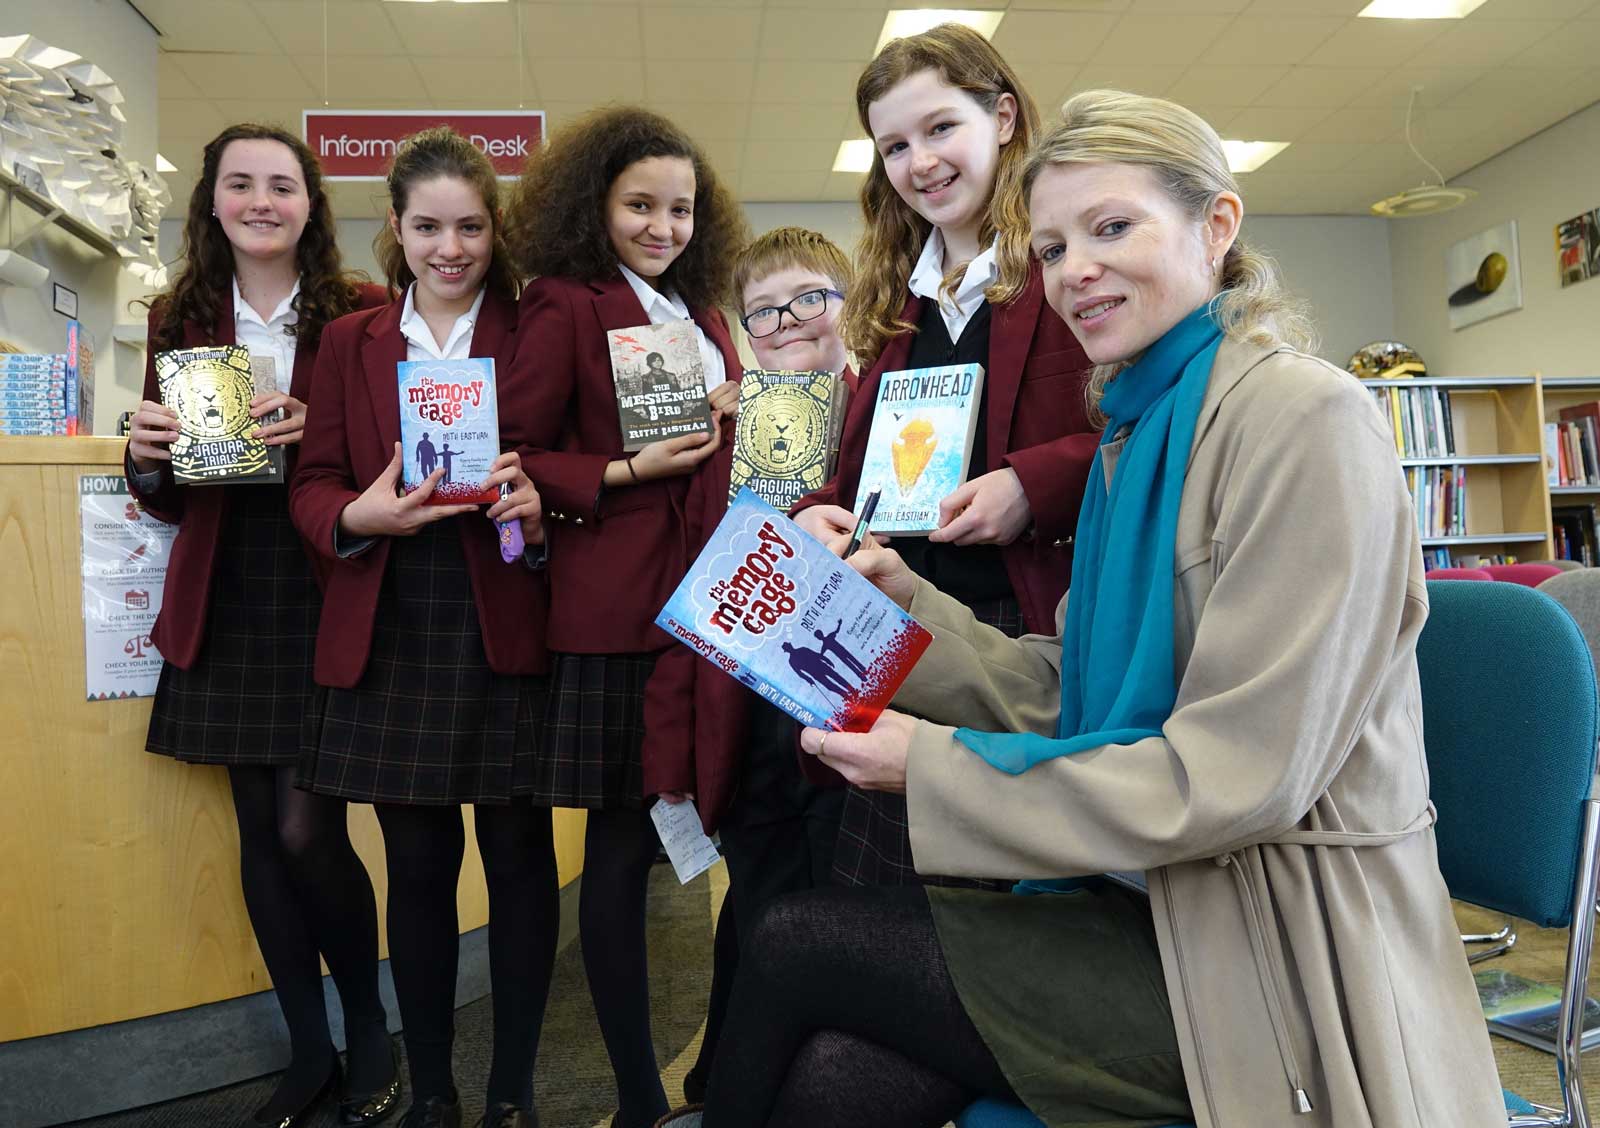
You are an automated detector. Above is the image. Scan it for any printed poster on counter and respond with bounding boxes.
[80,474,177,700]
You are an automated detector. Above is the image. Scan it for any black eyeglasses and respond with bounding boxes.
[740,288,842,339]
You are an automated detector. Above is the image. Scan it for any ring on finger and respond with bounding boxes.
[818,732,828,758]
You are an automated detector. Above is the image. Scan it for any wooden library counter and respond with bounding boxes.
[0,437,584,1053]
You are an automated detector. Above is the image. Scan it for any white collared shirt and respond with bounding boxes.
[398,283,487,362]
[232,276,299,393]
[617,263,727,391]
[908,229,999,343]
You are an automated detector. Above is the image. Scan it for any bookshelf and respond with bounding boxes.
[1360,376,1553,566]
[1540,377,1600,565]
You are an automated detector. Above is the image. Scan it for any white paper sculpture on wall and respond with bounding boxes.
[0,34,169,276]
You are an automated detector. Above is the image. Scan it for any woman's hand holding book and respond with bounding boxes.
[128,399,180,473]
[339,442,478,538]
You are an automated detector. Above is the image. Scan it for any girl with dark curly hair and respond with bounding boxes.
[124,123,397,1128]
[503,106,748,1128]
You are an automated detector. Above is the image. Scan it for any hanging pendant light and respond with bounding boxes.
[1370,85,1476,218]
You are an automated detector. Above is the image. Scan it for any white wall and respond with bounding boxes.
[1389,101,1600,378]
[1,0,160,430]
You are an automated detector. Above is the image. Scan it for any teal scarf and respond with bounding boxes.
[956,304,1222,774]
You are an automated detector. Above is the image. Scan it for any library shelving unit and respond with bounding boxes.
[1541,376,1600,562]
[1359,376,1552,564]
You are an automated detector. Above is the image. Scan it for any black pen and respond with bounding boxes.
[843,488,881,559]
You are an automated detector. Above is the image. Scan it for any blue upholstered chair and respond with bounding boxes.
[957,580,1599,1128]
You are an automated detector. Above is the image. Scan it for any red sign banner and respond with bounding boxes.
[303,110,545,180]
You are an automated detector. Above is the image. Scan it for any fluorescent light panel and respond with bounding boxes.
[833,139,876,174]
[875,10,1004,55]
[1358,0,1488,17]
[1222,140,1290,173]
[156,153,177,173]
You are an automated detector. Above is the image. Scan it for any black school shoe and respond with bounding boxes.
[250,1058,341,1128]
[340,1043,402,1125]
[397,1094,462,1128]
[475,1102,536,1128]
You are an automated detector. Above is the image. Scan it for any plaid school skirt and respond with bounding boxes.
[529,651,659,810]
[831,595,1022,892]
[297,521,548,806]
[145,485,319,767]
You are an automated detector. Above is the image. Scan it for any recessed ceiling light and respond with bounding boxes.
[1358,0,1488,17]
[156,153,177,173]
[834,139,875,174]
[875,10,1005,56]
[1222,140,1290,173]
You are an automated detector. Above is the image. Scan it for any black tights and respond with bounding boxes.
[703,886,1016,1128]
[580,806,670,1128]
[228,765,390,1120]
[375,802,560,1111]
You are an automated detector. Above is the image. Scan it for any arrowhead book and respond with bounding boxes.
[156,344,283,484]
[656,488,933,731]
[858,362,985,534]
[398,356,500,505]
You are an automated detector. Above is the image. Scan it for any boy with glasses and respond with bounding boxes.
[682,227,854,1103]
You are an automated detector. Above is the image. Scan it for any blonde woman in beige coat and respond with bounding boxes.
[658,90,1506,1128]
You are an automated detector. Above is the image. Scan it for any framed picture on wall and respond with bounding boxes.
[1445,220,1523,331]
[1555,209,1600,288]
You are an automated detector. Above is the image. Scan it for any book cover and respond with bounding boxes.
[65,319,95,435]
[607,319,713,452]
[1475,968,1600,1055]
[156,345,283,485]
[397,356,500,505]
[858,363,985,534]
[728,369,850,509]
[655,488,934,731]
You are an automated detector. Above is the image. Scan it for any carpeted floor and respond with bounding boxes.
[64,871,1599,1126]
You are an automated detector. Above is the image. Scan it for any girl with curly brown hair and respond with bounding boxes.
[503,106,748,1128]
[124,123,398,1128]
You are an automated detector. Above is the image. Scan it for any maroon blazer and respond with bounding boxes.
[509,273,743,654]
[125,283,389,670]
[793,262,1098,636]
[288,288,550,688]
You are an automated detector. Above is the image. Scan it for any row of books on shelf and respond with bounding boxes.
[1553,502,1599,566]
[1422,548,1522,570]
[1404,465,1465,541]
[1547,401,1600,487]
[0,321,95,435]
[1370,384,1457,459]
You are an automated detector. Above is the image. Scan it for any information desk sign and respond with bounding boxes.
[303,110,545,179]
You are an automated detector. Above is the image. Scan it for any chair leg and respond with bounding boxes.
[1464,921,1519,963]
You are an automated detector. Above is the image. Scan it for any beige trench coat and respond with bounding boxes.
[896,339,1504,1127]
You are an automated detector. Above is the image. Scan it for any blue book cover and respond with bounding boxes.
[397,357,500,505]
[857,363,986,534]
[656,488,933,731]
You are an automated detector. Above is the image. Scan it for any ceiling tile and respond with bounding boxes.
[1256,66,1387,108]
[1296,106,1403,142]
[526,58,646,103]
[989,11,1120,64]
[1245,140,1369,173]
[1166,64,1295,106]
[820,171,864,202]
[1404,18,1566,68]
[698,136,742,182]
[524,5,643,60]
[758,9,879,60]
[1405,106,1519,148]
[641,7,761,61]
[1241,0,1370,12]
[1127,0,1251,10]
[414,57,529,105]
[1065,64,1188,97]
[1009,61,1080,111]
[1300,18,1449,69]
[752,60,864,105]
[1222,105,1334,140]
[157,54,203,100]
[251,1,404,57]
[157,99,227,144]
[383,2,520,58]
[1092,15,1231,64]
[1199,16,1347,64]
[743,139,840,172]
[742,102,858,141]
[538,101,602,134]
[644,61,755,103]
[290,55,424,104]
[1474,0,1597,16]
[646,100,753,141]
[1511,18,1600,68]
[1342,67,1478,109]
[1236,171,1381,215]
[170,53,318,100]
[1446,68,1580,113]
[740,169,828,202]
[327,180,390,220]
[208,99,319,132]
[137,0,281,51]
